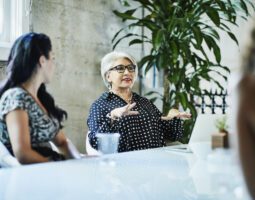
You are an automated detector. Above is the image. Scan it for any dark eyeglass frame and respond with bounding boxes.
[109,64,136,73]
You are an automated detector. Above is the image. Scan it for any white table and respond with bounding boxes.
[0,146,250,200]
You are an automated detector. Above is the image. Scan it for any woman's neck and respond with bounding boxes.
[21,78,42,98]
[111,87,132,103]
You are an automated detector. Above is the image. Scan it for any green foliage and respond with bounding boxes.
[215,116,229,133]
[112,0,254,143]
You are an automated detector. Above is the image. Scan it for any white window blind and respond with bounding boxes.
[0,0,30,61]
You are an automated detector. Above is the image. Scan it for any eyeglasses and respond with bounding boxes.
[109,64,136,73]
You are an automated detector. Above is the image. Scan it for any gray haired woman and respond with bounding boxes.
[87,51,191,152]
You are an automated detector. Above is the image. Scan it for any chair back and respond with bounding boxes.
[0,141,20,168]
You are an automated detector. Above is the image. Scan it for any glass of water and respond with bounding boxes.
[96,133,120,155]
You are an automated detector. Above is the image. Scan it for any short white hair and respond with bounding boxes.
[101,51,138,88]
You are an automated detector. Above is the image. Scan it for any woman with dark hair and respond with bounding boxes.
[0,32,80,164]
[238,27,255,199]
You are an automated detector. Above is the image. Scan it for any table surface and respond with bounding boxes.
[0,145,251,200]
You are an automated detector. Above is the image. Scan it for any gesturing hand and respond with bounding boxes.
[161,108,191,120]
[110,102,139,119]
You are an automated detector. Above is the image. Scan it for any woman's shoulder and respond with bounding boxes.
[1,87,28,101]
[0,87,31,117]
[90,92,110,107]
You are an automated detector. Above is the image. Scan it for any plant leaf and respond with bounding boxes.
[138,55,154,68]
[227,31,239,45]
[112,27,125,43]
[179,92,188,110]
[129,39,143,46]
[112,33,138,50]
[206,7,220,26]
[240,0,249,16]
[153,29,164,50]
[192,27,203,46]
[113,10,137,21]
[214,46,221,63]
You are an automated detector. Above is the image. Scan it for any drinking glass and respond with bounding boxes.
[96,133,120,166]
[96,133,120,155]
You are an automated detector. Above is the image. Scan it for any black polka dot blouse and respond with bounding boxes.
[87,92,183,152]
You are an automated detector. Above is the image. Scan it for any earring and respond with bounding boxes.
[108,82,112,91]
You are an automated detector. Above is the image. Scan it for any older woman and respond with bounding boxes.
[0,33,80,164]
[87,51,190,152]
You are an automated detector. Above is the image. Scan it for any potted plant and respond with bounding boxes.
[215,115,229,134]
[112,0,254,143]
[212,116,229,148]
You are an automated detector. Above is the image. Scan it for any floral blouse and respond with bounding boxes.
[87,92,183,152]
[0,87,60,153]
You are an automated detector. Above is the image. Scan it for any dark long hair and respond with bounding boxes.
[0,32,67,125]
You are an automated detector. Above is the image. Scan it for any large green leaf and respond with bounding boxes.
[215,0,227,12]
[138,55,154,68]
[206,28,220,40]
[227,31,239,45]
[240,0,249,15]
[157,52,169,69]
[211,64,231,73]
[113,10,137,21]
[190,76,200,91]
[178,92,189,110]
[129,39,144,46]
[192,27,203,46]
[113,33,143,49]
[206,7,221,26]
[203,34,214,50]
[212,43,221,63]
[144,59,155,74]
[153,29,164,50]
[186,101,197,117]
[112,28,125,43]
[170,40,179,61]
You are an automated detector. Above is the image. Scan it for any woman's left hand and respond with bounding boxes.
[161,109,191,120]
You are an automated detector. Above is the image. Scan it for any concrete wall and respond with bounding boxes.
[31,0,142,152]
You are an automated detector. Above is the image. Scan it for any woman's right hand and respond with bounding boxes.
[110,102,139,119]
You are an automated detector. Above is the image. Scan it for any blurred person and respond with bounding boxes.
[238,27,255,199]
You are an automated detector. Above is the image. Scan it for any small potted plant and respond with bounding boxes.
[212,116,229,149]
[215,116,229,134]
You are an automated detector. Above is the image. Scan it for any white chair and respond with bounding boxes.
[86,132,100,156]
[0,141,20,168]
[50,140,82,159]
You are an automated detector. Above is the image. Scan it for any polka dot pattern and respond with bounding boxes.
[87,92,183,152]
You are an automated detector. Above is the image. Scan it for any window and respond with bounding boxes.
[0,0,30,61]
